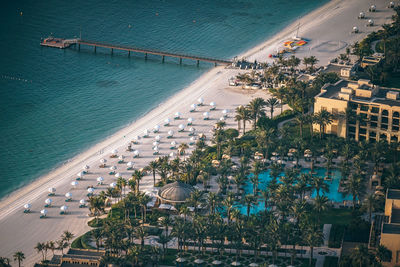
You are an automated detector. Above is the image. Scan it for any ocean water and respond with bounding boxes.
[238,168,352,215]
[0,0,328,199]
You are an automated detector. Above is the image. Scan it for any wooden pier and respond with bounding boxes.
[41,38,232,66]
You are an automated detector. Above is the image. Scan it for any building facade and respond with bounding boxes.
[313,79,400,142]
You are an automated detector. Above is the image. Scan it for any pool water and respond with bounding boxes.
[237,168,352,215]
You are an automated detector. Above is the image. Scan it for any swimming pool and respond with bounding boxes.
[237,168,352,215]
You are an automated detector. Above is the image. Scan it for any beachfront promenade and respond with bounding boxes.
[41,38,233,66]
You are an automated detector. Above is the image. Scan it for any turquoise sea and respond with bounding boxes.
[0,0,328,198]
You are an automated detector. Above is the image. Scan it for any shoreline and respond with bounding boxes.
[0,0,395,264]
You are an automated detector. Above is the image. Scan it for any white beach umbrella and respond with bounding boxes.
[153,146,159,151]
[97,176,104,182]
[194,259,204,264]
[80,199,86,205]
[189,127,195,133]
[210,101,216,110]
[219,116,225,121]
[127,161,134,168]
[174,112,181,119]
[187,117,194,125]
[197,97,204,105]
[143,129,150,137]
[45,198,52,205]
[109,182,117,188]
[178,124,185,131]
[100,158,107,164]
[133,150,140,157]
[169,152,176,157]
[167,130,174,137]
[111,149,118,155]
[77,171,84,178]
[249,264,259,267]
[60,205,68,212]
[203,112,209,119]
[119,155,125,160]
[71,181,78,187]
[65,192,72,199]
[132,135,140,143]
[110,165,117,171]
[164,118,171,126]
[170,141,177,148]
[212,260,222,265]
[155,135,161,142]
[83,165,90,171]
[189,136,196,145]
[359,12,365,18]
[352,26,359,33]
[115,172,122,178]
[153,141,160,147]
[368,19,374,26]
[41,209,48,216]
[87,187,95,194]
[153,124,160,132]
[222,109,229,117]
[190,103,197,112]
[48,187,56,194]
[24,203,32,210]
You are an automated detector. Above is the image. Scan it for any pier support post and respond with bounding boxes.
[162,55,165,63]
[94,46,96,53]
[145,53,147,60]
[128,51,130,57]
[214,62,217,67]
[78,44,80,51]
[179,58,182,65]
[111,48,113,55]
[197,60,199,67]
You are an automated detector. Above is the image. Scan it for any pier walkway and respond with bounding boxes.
[41,37,233,66]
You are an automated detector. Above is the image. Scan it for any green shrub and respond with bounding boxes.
[88,218,104,228]
[324,256,339,267]
[328,224,345,248]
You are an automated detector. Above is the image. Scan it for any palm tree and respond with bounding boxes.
[88,196,105,223]
[0,257,11,267]
[247,97,267,130]
[363,194,379,223]
[351,244,373,267]
[223,192,235,223]
[242,194,257,217]
[311,177,329,197]
[376,244,392,263]
[91,228,104,251]
[304,225,324,266]
[314,110,333,139]
[236,105,250,134]
[13,252,25,267]
[308,56,319,71]
[266,97,280,118]
[344,174,365,210]
[314,195,329,224]
[34,242,46,262]
[132,170,144,192]
[178,142,189,156]
[62,230,74,245]
[135,226,148,249]
[56,239,68,255]
[295,113,308,139]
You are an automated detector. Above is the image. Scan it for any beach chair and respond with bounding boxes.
[188,132,195,136]
[79,204,86,208]
[109,171,115,175]
[48,193,55,196]
[59,211,65,215]
[23,209,30,213]
[118,160,124,164]
[65,199,71,202]
[153,151,159,155]
[39,215,46,219]
[44,204,50,208]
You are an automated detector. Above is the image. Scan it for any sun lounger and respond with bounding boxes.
[65,199,71,202]
[40,215,46,219]
[79,204,86,208]
[23,210,30,213]
[60,211,65,215]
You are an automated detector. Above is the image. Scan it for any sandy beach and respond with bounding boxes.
[0,0,395,265]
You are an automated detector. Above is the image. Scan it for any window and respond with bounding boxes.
[394,111,400,118]
[382,117,388,124]
[391,135,398,142]
[370,115,378,122]
[359,135,366,141]
[380,133,387,141]
[360,105,369,111]
[349,126,356,133]
[382,109,389,116]
[371,107,379,114]
[393,118,399,126]
[360,128,367,135]
[393,126,399,132]
[382,124,388,130]
[331,124,338,134]
[370,122,377,128]
[369,131,376,137]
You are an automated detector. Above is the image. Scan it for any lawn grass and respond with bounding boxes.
[323,256,339,267]
[320,208,353,225]
[328,224,345,248]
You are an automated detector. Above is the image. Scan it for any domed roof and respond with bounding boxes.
[158,181,194,203]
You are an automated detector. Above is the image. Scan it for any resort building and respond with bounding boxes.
[380,189,400,266]
[35,248,104,267]
[157,181,194,206]
[313,79,400,142]
[360,53,384,69]
[322,62,357,78]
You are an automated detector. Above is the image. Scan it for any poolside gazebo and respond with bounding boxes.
[157,181,194,205]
